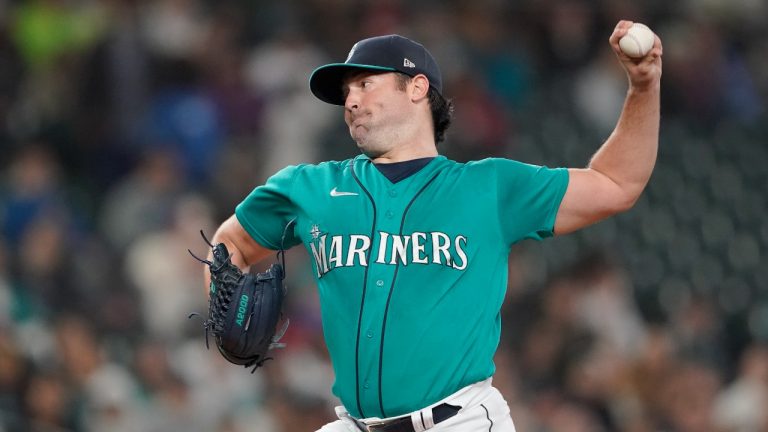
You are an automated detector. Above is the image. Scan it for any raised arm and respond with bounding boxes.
[554,20,663,235]
[203,214,275,294]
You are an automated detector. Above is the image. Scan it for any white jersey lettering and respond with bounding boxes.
[390,235,411,265]
[328,235,344,269]
[376,232,390,264]
[411,232,428,264]
[452,235,468,270]
[347,235,371,267]
[309,231,469,278]
[310,235,329,277]
[431,232,451,265]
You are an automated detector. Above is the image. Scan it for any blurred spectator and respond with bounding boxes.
[714,344,768,432]
[140,0,209,61]
[123,194,213,340]
[243,30,334,176]
[573,50,626,133]
[660,19,764,126]
[199,7,264,139]
[16,214,80,316]
[446,72,510,159]
[532,0,604,77]
[457,4,536,111]
[23,369,77,432]
[0,239,12,326]
[10,0,107,71]
[0,24,24,147]
[544,399,608,432]
[1,144,74,247]
[670,294,729,370]
[74,0,154,186]
[141,60,224,185]
[571,253,647,359]
[0,331,28,430]
[80,361,145,432]
[99,148,185,250]
[622,326,679,427]
[9,0,108,138]
[659,361,721,432]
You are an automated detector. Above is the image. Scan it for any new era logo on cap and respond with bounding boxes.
[308,34,443,105]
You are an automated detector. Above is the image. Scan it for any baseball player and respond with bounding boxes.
[205,20,662,432]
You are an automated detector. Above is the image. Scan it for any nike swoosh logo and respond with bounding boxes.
[330,187,358,197]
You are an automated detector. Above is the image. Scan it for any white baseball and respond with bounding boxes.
[619,23,655,58]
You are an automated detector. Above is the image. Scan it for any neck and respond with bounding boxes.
[368,119,438,163]
[369,143,438,164]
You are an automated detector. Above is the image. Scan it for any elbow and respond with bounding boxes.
[614,189,643,214]
[615,199,636,215]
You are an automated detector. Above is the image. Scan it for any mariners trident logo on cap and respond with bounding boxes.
[309,34,443,106]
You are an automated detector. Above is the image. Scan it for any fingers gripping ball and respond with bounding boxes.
[619,23,655,58]
[189,231,289,372]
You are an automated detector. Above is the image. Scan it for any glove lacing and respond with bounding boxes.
[188,230,243,349]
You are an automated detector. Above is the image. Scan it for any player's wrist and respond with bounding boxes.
[627,79,661,94]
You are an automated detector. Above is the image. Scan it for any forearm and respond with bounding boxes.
[203,234,250,296]
[202,230,249,297]
[553,21,662,235]
[588,82,660,208]
[203,215,274,296]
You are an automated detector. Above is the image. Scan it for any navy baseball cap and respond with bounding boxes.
[309,34,443,106]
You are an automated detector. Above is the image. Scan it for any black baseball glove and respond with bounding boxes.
[189,231,289,371]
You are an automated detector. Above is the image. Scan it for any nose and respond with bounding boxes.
[344,89,359,111]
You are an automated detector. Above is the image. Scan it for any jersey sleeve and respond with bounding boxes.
[235,165,302,250]
[492,158,569,245]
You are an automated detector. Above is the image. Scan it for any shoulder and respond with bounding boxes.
[464,158,561,175]
[464,157,538,169]
[416,157,501,178]
[453,159,567,190]
[452,157,530,175]
[272,158,356,179]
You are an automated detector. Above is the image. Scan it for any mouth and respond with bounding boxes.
[348,111,370,127]
[348,119,368,136]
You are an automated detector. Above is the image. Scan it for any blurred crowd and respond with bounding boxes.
[1,0,767,431]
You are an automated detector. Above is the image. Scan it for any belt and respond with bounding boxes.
[357,403,461,432]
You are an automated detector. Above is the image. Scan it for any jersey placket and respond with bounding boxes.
[356,169,402,418]
[352,159,441,418]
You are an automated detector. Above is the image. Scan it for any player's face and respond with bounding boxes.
[342,71,416,157]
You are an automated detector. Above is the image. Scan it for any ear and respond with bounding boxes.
[409,74,430,102]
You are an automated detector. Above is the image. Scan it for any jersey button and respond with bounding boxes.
[364,382,370,389]
[367,331,373,338]
[385,210,394,219]
[388,189,397,197]
[376,279,384,287]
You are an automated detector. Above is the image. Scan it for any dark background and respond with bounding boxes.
[1,0,767,431]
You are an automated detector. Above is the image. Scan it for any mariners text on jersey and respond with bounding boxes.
[309,230,468,277]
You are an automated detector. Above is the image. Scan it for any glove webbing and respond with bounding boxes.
[188,230,244,349]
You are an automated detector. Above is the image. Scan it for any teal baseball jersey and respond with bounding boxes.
[235,155,568,419]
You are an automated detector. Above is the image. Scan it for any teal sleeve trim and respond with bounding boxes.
[539,167,570,239]
[234,205,280,250]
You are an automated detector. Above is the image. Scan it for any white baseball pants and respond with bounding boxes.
[316,378,516,432]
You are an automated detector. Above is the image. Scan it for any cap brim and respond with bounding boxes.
[309,63,397,105]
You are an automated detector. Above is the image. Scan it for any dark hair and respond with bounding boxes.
[395,73,454,144]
